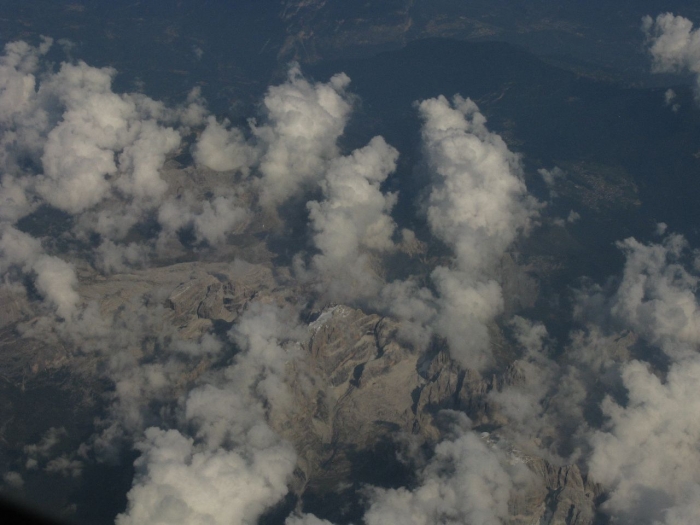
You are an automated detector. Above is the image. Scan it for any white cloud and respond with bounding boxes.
[376,278,437,350]
[45,455,83,478]
[193,197,249,245]
[23,427,67,460]
[0,38,50,125]
[157,192,249,247]
[413,95,539,369]
[252,64,352,209]
[117,427,296,525]
[115,120,181,201]
[33,61,181,213]
[193,116,259,173]
[302,135,399,303]
[429,269,504,370]
[419,95,537,275]
[589,357,700,524]
[664,88,681,111]
[643,13,700,99]
[574,231,700,523]
[286,514,334,525]
[610,234,700,357]
[0,226,79,318]
[364,415,532,525]
[32,254,80,319]
[117,303,303,525]
[93,240,150,274]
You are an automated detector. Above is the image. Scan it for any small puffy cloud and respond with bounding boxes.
[376,278,437,350]
[611,234,700,357]
[2,471,24,488]
[158,192,249,247]
[227,302,305,397]
[665,88,677,104]
[364,421,532,525]
[643,13,700,99]
[303,135,399,302]
[0,175,33,222]
[643,13,700,74]
[589,357,700,524]
[23,427,67,460]
[286,514,334,525]
[193,63,353,202]
[0,227,79,318]
[34,61,181,212]
[32,254,80,319]
[93,240,150,274]
[430,268,504,370]
[253,64,352,208]
[177,87,208,128]
[45,455,83,478]
[193,197,249,245]
[118,303,302,525]
[419,95,538,275]
[193,116,259,173]
[538,166,565,199]
[117,427,296,525]
[0,38,51,125]
[115,120,181,201]
[0,225,42,269]
[664,88,681,111]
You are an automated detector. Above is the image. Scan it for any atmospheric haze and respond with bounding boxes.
[2,8,700,525]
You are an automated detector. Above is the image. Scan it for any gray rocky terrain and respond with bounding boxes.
[0,217,602,523]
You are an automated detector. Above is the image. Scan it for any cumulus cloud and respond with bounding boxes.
[288,414,533,525]
[363,414,532,525]
[300,135,399,302]
[0,37,51,126]
[252,64,352,209]
[192,63,357,232]
[373,96,540,367]
[23,427,67,462]
[376,278,438,350]
[7,32,690,525]
[419,95,537,275]
[664,88,681,111]
[194,64,354,209]
[158,192,249,247]
[589,357,700,524]
[572,231,700,523]
[117,427,295,525]
[286,514,334,525]
[2,471,24,489]
[32,61,182,212]
[117,303,303,525]
[415,95,539,369]
[0,226,79,318]
[93,240,150,274]
[45,455,83,478]
[610,234,700,357]
[192,116,259,173]
[0,37,217,309]
[643,13,700,99]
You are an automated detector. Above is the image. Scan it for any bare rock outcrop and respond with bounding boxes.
[0,261,604,524]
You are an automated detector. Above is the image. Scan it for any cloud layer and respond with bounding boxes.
[4,18,700,525]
